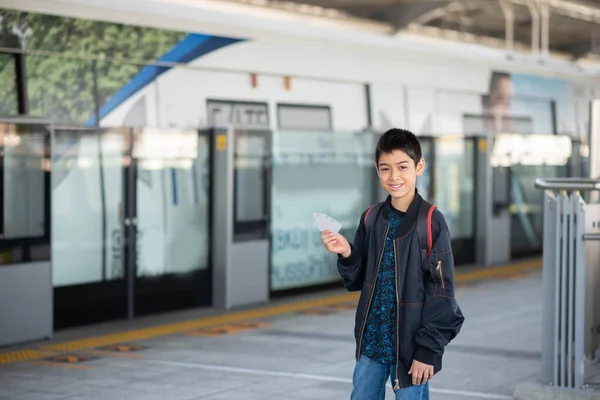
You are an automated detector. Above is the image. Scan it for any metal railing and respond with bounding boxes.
[535,178,600,191]
[535,178,600,390]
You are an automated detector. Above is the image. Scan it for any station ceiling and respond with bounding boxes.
[230,0,600,60]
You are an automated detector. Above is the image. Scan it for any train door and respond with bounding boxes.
[52,127,131,328]
[52,127,213,328]
[429,136,478,265]
[131,128,212,317]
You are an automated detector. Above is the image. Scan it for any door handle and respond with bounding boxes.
[124,218,139,227]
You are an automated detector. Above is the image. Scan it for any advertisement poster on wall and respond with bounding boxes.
[480,70,578,137]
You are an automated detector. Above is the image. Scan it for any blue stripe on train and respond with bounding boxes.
[85,33,244,126]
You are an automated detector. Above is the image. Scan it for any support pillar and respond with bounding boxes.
[499,0,514,53]
[590,99,600,203]
[540,1,551,58]
[526,0,541,56]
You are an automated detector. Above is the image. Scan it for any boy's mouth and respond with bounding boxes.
[389,183,404,191]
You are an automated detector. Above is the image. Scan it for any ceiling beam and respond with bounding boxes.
[569,32,600,60]
[294,0,450,7]
[570,41,593,60]
[382,1,451,30]
[410,0,500,26]
[509,0,600,24]
[410,0,600,27]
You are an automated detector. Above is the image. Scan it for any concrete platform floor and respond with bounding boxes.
[1,259,596,400]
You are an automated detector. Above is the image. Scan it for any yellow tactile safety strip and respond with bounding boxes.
[187,321,272,337]
[455,258,541,282]
[0,257,541,366]
[41,291,359,353]
[0,349,56,364]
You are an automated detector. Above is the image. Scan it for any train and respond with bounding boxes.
[2,0,598,321]
[8,0,600,137]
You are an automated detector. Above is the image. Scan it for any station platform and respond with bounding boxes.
[1,257,591,400]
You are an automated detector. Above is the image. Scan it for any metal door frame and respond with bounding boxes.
[129,128,214,318]
[52,126,131,329]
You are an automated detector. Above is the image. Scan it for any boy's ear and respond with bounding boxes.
[416,158,425,176]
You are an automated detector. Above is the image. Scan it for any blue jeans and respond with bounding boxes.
[351,355,430,400]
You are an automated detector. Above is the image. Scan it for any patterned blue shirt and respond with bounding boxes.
[360,207,404,365]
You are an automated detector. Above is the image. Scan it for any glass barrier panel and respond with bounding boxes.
[417,137,432,201]
[0,122,50,265]
[52,127,129,286]
[433,136,475,241]
[510,163,569,256]
[3,124,47,240]
[491,133,573,256]
[270,130,374,291]
[133,127,210,277]
[233,129,270,242]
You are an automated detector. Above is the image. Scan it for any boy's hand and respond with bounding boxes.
[321,230,351,258]
[408,360,434,385]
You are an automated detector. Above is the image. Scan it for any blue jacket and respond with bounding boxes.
[337,192,464,389]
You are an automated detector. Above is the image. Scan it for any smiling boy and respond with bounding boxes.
[321,128,464,400]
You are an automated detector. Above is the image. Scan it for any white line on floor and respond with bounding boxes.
[147,359,513,400]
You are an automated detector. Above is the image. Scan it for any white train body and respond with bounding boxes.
[12,0,598,290]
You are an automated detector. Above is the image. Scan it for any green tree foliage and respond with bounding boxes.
[0,9,186,124]
[0,53,17,116]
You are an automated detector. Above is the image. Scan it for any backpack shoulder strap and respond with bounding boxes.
[363,205,375,226]
[416,200,437,262]
[363,202,384,233]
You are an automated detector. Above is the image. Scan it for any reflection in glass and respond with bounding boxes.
[270,130,373,291]
[235,133,267,223]
[0,53,18,116]
[26,55,97,125]
[134,128,209,277]
[2,123,46,239]
[52,128,128,286]
[510,98,554,134]
[433,136,475,240]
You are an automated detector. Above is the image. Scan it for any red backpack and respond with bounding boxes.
[363,200,437,261]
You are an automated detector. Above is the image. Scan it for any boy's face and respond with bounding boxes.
[376,149,424,201]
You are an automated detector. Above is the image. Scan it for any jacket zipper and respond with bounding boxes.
[437,260,444,294]
[356,222,389,361]
[393,239,402,390]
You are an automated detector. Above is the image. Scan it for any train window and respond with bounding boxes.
[0,53,18,116]
[235,133,266,223]
[2,124,47,240]
[277,104,332,131]
[463,113,533,135]
[0,122,51,265]
[233,129,270,242]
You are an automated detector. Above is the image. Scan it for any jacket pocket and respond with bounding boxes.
[430,251,454,297]
[429,256,445,297]
[435,260,445,296]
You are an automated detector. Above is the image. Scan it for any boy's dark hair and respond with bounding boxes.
[375,128,422,166]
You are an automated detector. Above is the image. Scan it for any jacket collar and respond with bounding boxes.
[382,189,423,238]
